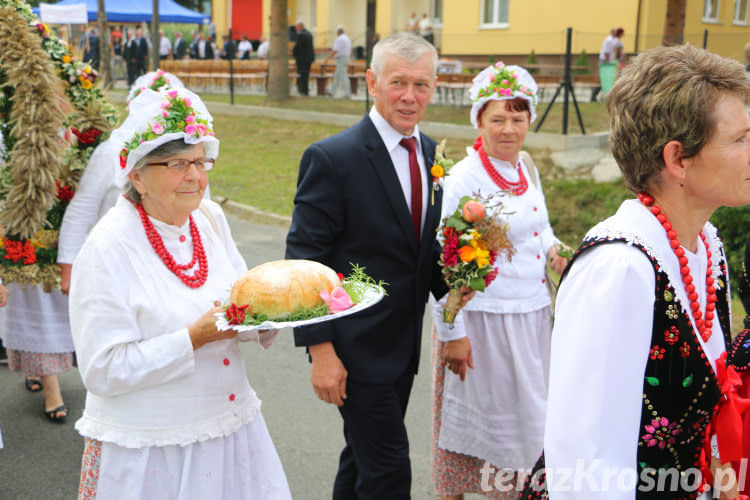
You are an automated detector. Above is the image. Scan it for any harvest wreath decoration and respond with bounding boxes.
[0,0,118,288]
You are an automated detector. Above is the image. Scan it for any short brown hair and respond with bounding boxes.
[606,44,749,193]
[476,98,531,125]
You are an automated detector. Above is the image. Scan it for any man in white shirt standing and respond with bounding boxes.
[237,35,253,60]
[158,30,171,60]
[326,26,352,99]
[257,37,269,59]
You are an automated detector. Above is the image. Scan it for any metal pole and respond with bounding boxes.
[702,29,708,49]
[562,27,572,135]
[229,28,235,104]
[365,26,370,115]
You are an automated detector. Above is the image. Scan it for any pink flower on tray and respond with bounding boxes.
[184,97,192,107]
[320,287,353,313]
[167,89,178,99]
[151,122,164,135]
[196,124,207,136]
[185,115,196,124]
[184,124,197,134]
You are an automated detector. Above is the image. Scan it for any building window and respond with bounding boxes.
[703,0,720,21]
[734,0,749,23]
[481,0,509,27]
[431,0,443,25]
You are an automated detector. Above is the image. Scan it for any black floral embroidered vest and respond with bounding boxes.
[521,237,732,499]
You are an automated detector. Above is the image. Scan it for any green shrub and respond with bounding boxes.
[711,205,750,290]
[526,49,538,73]
[573,49,590,74]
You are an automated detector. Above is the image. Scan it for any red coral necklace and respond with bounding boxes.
[476,139,528,196]
[638,193,716,342]
[136,202,208,288]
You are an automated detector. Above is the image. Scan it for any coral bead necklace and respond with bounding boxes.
[136,202,208,288]
[476,138,528,196]
[638,193,717,342]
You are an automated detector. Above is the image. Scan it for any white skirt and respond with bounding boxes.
[96,413,291,499]
[437,308,552,470]
[0,283,73,353]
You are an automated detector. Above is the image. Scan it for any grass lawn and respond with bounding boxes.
[195,93,611,134]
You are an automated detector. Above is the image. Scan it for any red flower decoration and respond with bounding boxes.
[649,345,665,360]
[679,342,690,358]
[483,266,499,287]
[442,232,459,267]
[71,127,102,146]
[119,148,128,169]
[337,272,344,282]
[3,238,37,265]
[226,303,249,325]
[664,326,680,345]
[55,181,74,202]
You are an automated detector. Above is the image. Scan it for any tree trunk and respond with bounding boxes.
[663,0,687,46]
[97,0,111,87]
[151,0,160,72]
[266,0,290,102]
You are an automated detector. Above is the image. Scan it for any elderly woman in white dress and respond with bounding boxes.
[70,88,291,499]
[430,63,570,499]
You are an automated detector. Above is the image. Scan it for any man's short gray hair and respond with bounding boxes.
[370,32,437,80]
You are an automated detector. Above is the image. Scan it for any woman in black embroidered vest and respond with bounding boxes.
[521,45,750,499]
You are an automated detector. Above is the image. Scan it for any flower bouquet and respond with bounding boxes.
[439,195,514,324]
[215,263,387,336]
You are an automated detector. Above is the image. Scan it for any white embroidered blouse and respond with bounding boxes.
[70,196,260,448]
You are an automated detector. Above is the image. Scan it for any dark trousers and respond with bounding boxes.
[126,60,138,86]
[297,63,311,96]
[333,369,415,500]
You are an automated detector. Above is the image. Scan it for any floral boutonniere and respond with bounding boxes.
[430,139,454,205]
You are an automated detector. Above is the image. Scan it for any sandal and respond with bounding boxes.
[44,404,68,423]
[25,377,43,392]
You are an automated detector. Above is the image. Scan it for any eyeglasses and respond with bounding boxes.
[149,158,215,172]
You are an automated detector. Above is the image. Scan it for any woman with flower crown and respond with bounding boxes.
[521,45,750,500]
[58,74,186,295]
[69,88,291,499]
[429,63,570,499]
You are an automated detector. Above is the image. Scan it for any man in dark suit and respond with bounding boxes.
[173,31,187,60]
[220,34,236,60]
[286,33,468,499]
[134,28,149,77]
[191,32,214,60]
[80,27,100,70]
[124,30,139,86]
[292,20,315,95]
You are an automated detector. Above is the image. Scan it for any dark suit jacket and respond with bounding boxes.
[292,28,315,67]
[173,38,186,60]
[125,38,138,63]
[191,40,214,60]
[285,116,448,385]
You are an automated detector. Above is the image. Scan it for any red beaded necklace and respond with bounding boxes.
[475,138,528,196]
[136,202,208,288]
[638,193,717,342]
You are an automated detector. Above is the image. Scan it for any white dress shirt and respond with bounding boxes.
[332,33,351,58]
[159,36,171,57]
[368,106,428,233]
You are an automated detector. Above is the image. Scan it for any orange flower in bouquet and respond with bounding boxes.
[439,195,514,324]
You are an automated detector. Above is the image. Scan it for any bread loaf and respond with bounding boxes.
[229,259,341,319]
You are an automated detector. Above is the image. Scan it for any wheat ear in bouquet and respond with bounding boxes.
[438,194,514,324]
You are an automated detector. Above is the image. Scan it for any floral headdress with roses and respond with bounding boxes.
[112,87,218,184]
[126,69,185,104]
[469,62,539,128]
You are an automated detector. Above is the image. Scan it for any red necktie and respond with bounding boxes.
[399,137,422,245]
